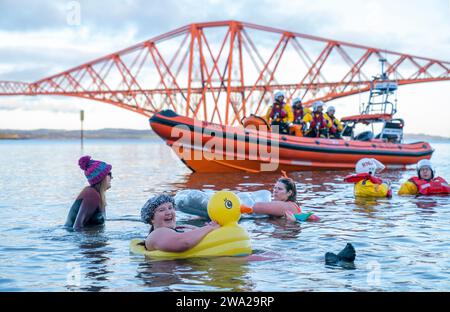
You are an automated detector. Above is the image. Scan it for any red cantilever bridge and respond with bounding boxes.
[1,20,449,126]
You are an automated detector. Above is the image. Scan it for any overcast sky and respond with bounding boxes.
[0,0,449,136]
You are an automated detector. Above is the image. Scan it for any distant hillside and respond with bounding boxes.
[0,129,448,142]
[0,128,157,140]
[403,133,450,143]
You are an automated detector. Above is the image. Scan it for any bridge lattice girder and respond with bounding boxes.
[1,21,449,125]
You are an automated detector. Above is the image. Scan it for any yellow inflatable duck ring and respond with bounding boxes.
[130,191,252,259]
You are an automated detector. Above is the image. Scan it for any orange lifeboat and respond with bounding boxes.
[149,110,434,173]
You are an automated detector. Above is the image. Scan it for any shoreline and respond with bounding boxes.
[0,129,158,140]
[1,129,449,142]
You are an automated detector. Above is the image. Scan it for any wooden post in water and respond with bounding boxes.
[80,110,84,148]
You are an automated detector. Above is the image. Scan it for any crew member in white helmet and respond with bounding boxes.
[344,158,392,197]
[398,159,450,196]
[324,105,343,139]
[302,101,332,138]
[265,91,293,134]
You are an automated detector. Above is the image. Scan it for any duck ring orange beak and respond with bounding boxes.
[240,204,253,214]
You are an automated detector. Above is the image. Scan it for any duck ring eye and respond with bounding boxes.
[224,199,233,209]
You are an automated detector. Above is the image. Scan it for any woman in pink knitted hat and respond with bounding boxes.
[65,155,113,230]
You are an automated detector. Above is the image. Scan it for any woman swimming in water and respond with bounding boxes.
[244,173,319,222]
[175,172,319,221]
[65,155,113,230]
[249,174,302,216]
[140,194,220,252]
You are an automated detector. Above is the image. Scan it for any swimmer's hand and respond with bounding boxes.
[285,211,320,222]
[284,210,297,222]
[205,221,221,230]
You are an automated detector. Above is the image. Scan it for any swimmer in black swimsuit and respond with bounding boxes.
[65,155,112,230]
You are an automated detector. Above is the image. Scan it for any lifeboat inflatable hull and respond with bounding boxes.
[149,110,434,173]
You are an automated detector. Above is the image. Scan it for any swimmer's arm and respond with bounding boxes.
[252,201,297,217]
[73,206,93,230]
[398,181,418,195]
[149,223,219,252]
[73,191,100,230]
[176,224,198,231]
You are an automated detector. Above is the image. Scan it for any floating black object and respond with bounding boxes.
[325,243,356,265]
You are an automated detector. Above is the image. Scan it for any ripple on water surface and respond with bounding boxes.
[0,140,449,291]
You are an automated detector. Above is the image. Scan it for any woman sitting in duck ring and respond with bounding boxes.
[141,194,220,252]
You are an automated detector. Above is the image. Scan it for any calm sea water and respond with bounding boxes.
[0,138,449,292]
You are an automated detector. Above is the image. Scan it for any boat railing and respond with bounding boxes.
[362,99,396,115]
[360,79,398,116]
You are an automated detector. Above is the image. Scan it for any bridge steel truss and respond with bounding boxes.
[1,21,449,125]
